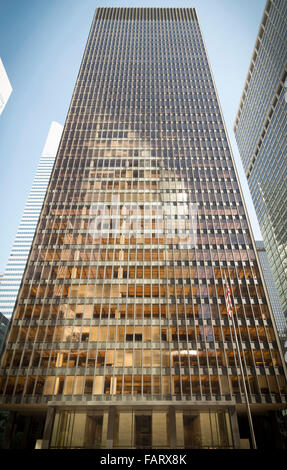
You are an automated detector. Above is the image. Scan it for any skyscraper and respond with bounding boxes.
[234,0,287,326]
[0,122,63,320]
[0,7,286,450]
[0,58,12,115]
[256,241,286,339]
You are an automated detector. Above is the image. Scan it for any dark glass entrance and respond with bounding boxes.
[135,415,152,448]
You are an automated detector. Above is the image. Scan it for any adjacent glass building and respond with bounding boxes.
[0,122,63,320]
[234,0,287,326]
[256,241,286,339]
[0,7,287,450]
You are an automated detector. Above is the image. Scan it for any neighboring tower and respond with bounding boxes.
[0,58,12,115]
[234,0,287,325]
[256,241,286,338]
[256,240,287,367]
[0,122,63,320]
[0,8,286,450]
[0,313,9,355]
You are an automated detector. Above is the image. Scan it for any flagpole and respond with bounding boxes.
[224,272,257,450]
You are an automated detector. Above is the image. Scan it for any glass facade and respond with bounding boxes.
[256,241,286,338]
[50,408,233,449]
[0,7,287,449]
[234,0,287,325]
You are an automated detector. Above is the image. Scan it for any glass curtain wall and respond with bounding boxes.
[0,7,286,449]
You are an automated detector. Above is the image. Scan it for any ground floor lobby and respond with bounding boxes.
[0,402,286,449]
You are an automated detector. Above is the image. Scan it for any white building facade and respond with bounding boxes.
[0,58,12,115]
[0,122,63,319]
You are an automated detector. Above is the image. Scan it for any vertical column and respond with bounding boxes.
[168,406,176,448]
[41,406,55,449]
[229,406,240,449]
[106,406,115,448]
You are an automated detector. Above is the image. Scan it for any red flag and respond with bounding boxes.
[224,273,233,318]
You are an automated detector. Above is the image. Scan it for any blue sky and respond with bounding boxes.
[0,0,265,272]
